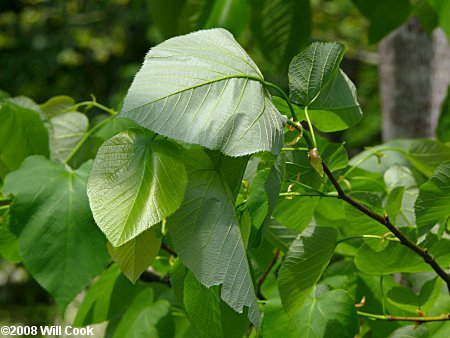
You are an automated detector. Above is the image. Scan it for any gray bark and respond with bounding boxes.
[379,17,450,141]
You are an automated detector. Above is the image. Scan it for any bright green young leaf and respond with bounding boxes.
[308,70,363,132]
[428,0,450,38]
[172,262,249,338]
[351,0,412,43]
[252,0,311,69]
[49,112,88,162]
[74,264,144,326]
[0,100,49,178]
[387,277,443,313]
[40,95,76,118]
[278,225,338,316]
[88,130,187,246]
[107,228,161,284]
[436,85,450,142]
[120,28,286,157]
[168,150,260,328]
[112,288,174,338]
[3,156,110,310]
[288,41,345,106]
[247,154,284,230]
[415,161,450,235]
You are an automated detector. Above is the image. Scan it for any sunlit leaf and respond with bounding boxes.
[168,150,260,328]
[88,130,187,246]
[107,228,161,283]
[289,42,345,106]
[120,28,286,157]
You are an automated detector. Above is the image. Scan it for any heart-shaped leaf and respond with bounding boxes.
[120,28,286,157]
[88,130,187,246]
[3,156,109,310]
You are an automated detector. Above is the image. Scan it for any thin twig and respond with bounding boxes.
[357,311,450,322]
[161,242,177,257]
[257,249,281,299]
[322,161,450,292]
[0,198,12,207]
[140,269,170,285]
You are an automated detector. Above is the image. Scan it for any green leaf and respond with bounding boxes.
[3,156,109,310]
[264,286,358,338]
[147,0,187,39]
[387,277,443,313]
[247,154,284,230]
[262,297,302,337]
[351,0,412,43]
[436,85,450,142]
[112,288,174,338]
[406,140,450,178]
[428,0,450,38]
[264,218,299,252]
[168,150,260,328]
[384,165,418,227]
[172,262,249,338]
[273,197,320,232]
[355,233,450,274]
[278,225,338,316]
[0,216,21,263]
[252,0,311,69]
[300,286,359,338]
[288,41,345,106]
[386,186,405,223]
[387,325,429,338]
[49,112,89,162]
[120,28,286,157]
[40,95,76,118]
[74,265,144,326]
[322,142,348,172]
[307,70,363,132]
[0,100,49,179]
[415,161,450,235]
[107,228,161,283]
[88,130,187,246]
[204,0,251,38]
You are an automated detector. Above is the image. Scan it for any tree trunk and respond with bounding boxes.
[379,17,450,141]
